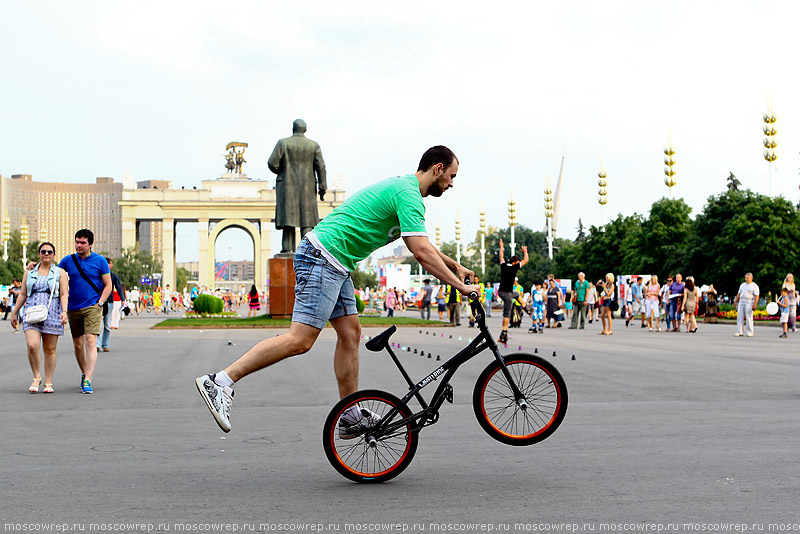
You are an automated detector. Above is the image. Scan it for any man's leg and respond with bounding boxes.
[224,321,321,382]
[578,301,586,328]
[97,311,111,349]
[745,307,755,336]
[282,227,298,253]
[569,303,579,329]
[83,334,98,380]
[736,302,745,335]
[73,334,87,375]
[330,314,361,398]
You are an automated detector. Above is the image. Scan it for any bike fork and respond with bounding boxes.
[487,334,529,410]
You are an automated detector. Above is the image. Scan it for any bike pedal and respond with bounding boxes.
[445,384,453,404]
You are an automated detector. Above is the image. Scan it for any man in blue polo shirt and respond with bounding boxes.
[58,229,111,394]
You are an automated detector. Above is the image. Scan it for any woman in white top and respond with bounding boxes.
[585,282,596,323]
[645,275,662,332]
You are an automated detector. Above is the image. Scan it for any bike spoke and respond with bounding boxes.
[330,397,414,478]
[481,360,560,439]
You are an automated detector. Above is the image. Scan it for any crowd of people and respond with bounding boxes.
[352,245,800,343]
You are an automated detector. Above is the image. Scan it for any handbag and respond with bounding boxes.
[71,254,109,315]
[25,266,59,324]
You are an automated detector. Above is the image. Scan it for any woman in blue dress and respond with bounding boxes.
[11,242,69,394]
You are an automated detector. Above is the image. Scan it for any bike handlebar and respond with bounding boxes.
[465,276,479,301]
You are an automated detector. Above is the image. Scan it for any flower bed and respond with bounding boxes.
[183,311,240,319]
[717,310,797,321]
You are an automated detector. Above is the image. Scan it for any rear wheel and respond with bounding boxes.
[323,389,418,483]
[473,354,568,446]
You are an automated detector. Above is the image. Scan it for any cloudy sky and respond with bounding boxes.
[2,1,798,263]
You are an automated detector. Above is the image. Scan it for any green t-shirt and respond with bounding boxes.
[575,280,590,301]
[311,174,427,271]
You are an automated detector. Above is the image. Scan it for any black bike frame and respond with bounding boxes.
[373,299,527,437]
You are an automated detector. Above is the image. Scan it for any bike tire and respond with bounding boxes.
[323,389,418,483]
[473,353,568,446]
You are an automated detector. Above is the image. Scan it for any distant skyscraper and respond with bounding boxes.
[0,173,122,258]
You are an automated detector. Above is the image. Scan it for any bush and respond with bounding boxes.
[355,294,365,313]
[193,294,224,314]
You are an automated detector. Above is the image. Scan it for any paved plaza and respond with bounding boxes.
[2,310,799,532]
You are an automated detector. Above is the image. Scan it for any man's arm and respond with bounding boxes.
[267,141,283,175]
[99,273,112,304]
[519,245,529,267]
[499,238,505,264]
[314,144,327,200]
[404,236,477,295]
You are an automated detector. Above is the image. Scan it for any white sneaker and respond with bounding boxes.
[195,374,234,433]
[733,332,743,337]
[746,333,754,337]
[339,408,382,440]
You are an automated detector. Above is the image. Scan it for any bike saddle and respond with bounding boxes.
[365,325,397,352]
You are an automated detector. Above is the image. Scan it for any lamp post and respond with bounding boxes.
[435,219,441,249]
[2,213,9,261]
[508,191,517,257]
[544,177,554,260]
[598,166,608,225]
[479,203,487,277]
[455,213,462,266]
[40,228,48,243]
[21,220,28,268]
[664,137,677,198]
[763,103,777,196]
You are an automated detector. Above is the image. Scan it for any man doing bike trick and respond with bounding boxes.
[196,145,480,438]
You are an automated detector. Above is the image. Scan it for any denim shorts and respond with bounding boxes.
[292,238,357,329]
[498,291,514,318]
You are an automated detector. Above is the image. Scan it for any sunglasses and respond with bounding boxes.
[40,250,55,255]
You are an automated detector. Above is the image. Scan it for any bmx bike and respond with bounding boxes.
[322,281,569,483]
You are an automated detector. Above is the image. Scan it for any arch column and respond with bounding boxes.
[161,218,175,289]
[197,219,210,289]
[259,218,271,291]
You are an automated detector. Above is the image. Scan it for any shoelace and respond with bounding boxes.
[220,389,233,416]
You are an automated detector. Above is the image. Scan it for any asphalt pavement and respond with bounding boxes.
[2,308,799,533]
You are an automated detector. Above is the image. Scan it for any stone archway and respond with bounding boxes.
[208,218,262,290]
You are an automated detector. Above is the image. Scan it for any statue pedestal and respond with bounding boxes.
[269,257,295,318]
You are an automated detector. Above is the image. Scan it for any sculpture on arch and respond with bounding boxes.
[224,142,248,175]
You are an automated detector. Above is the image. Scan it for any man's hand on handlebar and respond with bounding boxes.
[455,265,475,285]
[461,283,482,299]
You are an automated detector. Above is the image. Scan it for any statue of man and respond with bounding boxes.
[268,119,327,253]
[235,146,246,174]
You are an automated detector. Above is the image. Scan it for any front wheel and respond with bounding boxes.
[323,389,418,483]
[473,353,568,446]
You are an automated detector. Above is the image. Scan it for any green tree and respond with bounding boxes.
[176,267,191,292]
[688,189,800,297]
[579,214,644,283]
[6,230,40,266]
[623,198,693,276]
[351,266,378,290]
[0,259,13,285]
[575,219,587,243]
[3,259,24,283]
[112,247,163,290]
